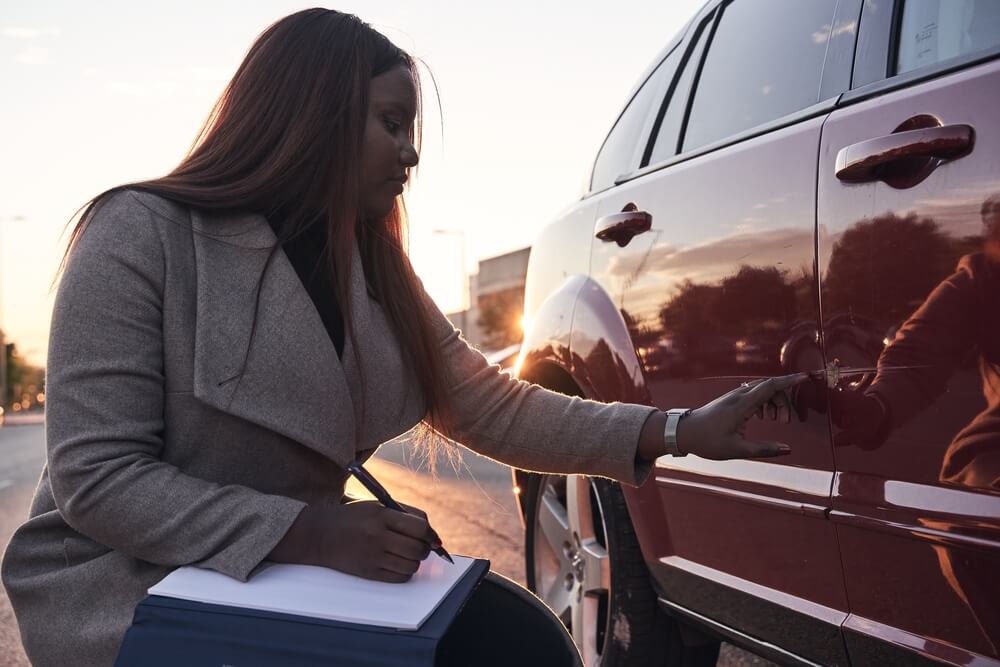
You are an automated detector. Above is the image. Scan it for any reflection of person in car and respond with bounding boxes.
[831,195,1000,653]
[835,194,1000,491]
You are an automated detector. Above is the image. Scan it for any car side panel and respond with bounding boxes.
[516,273,584,385]
[522,202,598,326]
[587,109,849,665]
[819,57,1000,665]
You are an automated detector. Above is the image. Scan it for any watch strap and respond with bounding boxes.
[663,409,691,457]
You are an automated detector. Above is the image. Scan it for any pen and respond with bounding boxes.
[346,460,455,564]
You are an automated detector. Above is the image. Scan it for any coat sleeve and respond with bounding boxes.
[418,281,658,487]
[45,190,306,581]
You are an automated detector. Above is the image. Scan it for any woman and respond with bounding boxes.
[1,9,799,666]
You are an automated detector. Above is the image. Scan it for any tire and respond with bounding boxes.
[523,472,720,667]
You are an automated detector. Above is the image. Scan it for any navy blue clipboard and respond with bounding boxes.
[114,558,490,667]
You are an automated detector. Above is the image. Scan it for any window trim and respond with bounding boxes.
[844,0,1000,107]
[885,0,905,77]
[843,46,1000,106]
[639,8,719,169]
[586,0,860,197]
[613,97,839,189]
[587,40,683,194]
[676,0,844,156]
[586,1,722,196]
[675,0,728,156]
[817,0,865,101]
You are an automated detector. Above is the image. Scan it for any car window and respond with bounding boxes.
[895,0,1000,74]
[590,46,681,193]
[682,0,838,152]
[647,16,712,165]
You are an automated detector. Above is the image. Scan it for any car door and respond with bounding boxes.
[818,1,1000,664]
[585,1,859,664]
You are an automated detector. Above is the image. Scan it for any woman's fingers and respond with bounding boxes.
[398,503,442,543]
[745,439,792,457]
[384,531,432,562]
[742,375,807,413]
[772,388,793,423]
[380,552,422,577]
[385,507,438,546]
[683,374,806,461]
[753,390,793,423]
[737,378,767,393]
[399,502,428,521]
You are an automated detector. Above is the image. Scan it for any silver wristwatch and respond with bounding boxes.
[663,409,691,457]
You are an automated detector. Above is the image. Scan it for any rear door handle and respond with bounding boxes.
[594,203,652,247]
[835,123,974,187]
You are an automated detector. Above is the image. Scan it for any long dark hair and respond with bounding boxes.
[58,9,454,437]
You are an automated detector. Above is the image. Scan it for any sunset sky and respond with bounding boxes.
[0,1,701,365]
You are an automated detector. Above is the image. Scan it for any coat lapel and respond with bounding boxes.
[188,207,358,467]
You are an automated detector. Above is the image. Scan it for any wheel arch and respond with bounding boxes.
[513,274,589,524]
[512,275,656,524]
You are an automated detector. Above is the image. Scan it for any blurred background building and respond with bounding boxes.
[446,246,530,354]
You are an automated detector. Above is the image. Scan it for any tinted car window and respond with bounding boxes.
[590,47,680,192]
[647,16,712,165]
[682,0,838,152]
[896,0,1000,74]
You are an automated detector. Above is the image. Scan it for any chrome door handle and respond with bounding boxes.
[835,123,974,188]
[594,204,652,247]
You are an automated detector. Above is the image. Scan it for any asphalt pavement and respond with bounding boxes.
[0,417,43,667]
[0,419,770,666]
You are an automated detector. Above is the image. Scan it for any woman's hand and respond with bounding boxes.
[269,500,441,583]
[677,374,806,460]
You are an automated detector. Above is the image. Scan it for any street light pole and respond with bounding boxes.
[432,228,468,311]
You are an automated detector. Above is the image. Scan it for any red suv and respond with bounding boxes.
[512,1,1000,665]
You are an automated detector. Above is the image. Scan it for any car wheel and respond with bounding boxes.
[524,473,720,667]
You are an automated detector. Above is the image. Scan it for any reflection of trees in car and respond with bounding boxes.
[622,309,678,377]
[832,196,1000,491]
[720,266,798,371]
[620,308,658,350]
[581,337,644,401]
[655,265,804,377]
[830,195,1000,656]
[658,280,723,377]
[718,266,797,328]
[823,212,955,325]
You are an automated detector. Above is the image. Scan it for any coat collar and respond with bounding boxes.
[185,205,362,467]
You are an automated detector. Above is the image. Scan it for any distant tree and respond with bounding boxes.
[4,343,44,409]
[4,342,19,406]
[476,288,524,350]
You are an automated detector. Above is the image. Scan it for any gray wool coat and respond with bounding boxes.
[1,190,656,666]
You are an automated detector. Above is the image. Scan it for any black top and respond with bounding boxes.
[265,209,345,358]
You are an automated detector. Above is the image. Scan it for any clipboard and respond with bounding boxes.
[114,558,490,667]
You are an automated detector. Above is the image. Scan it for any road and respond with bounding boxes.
[0,420,769,666]
[0,416,44,667]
